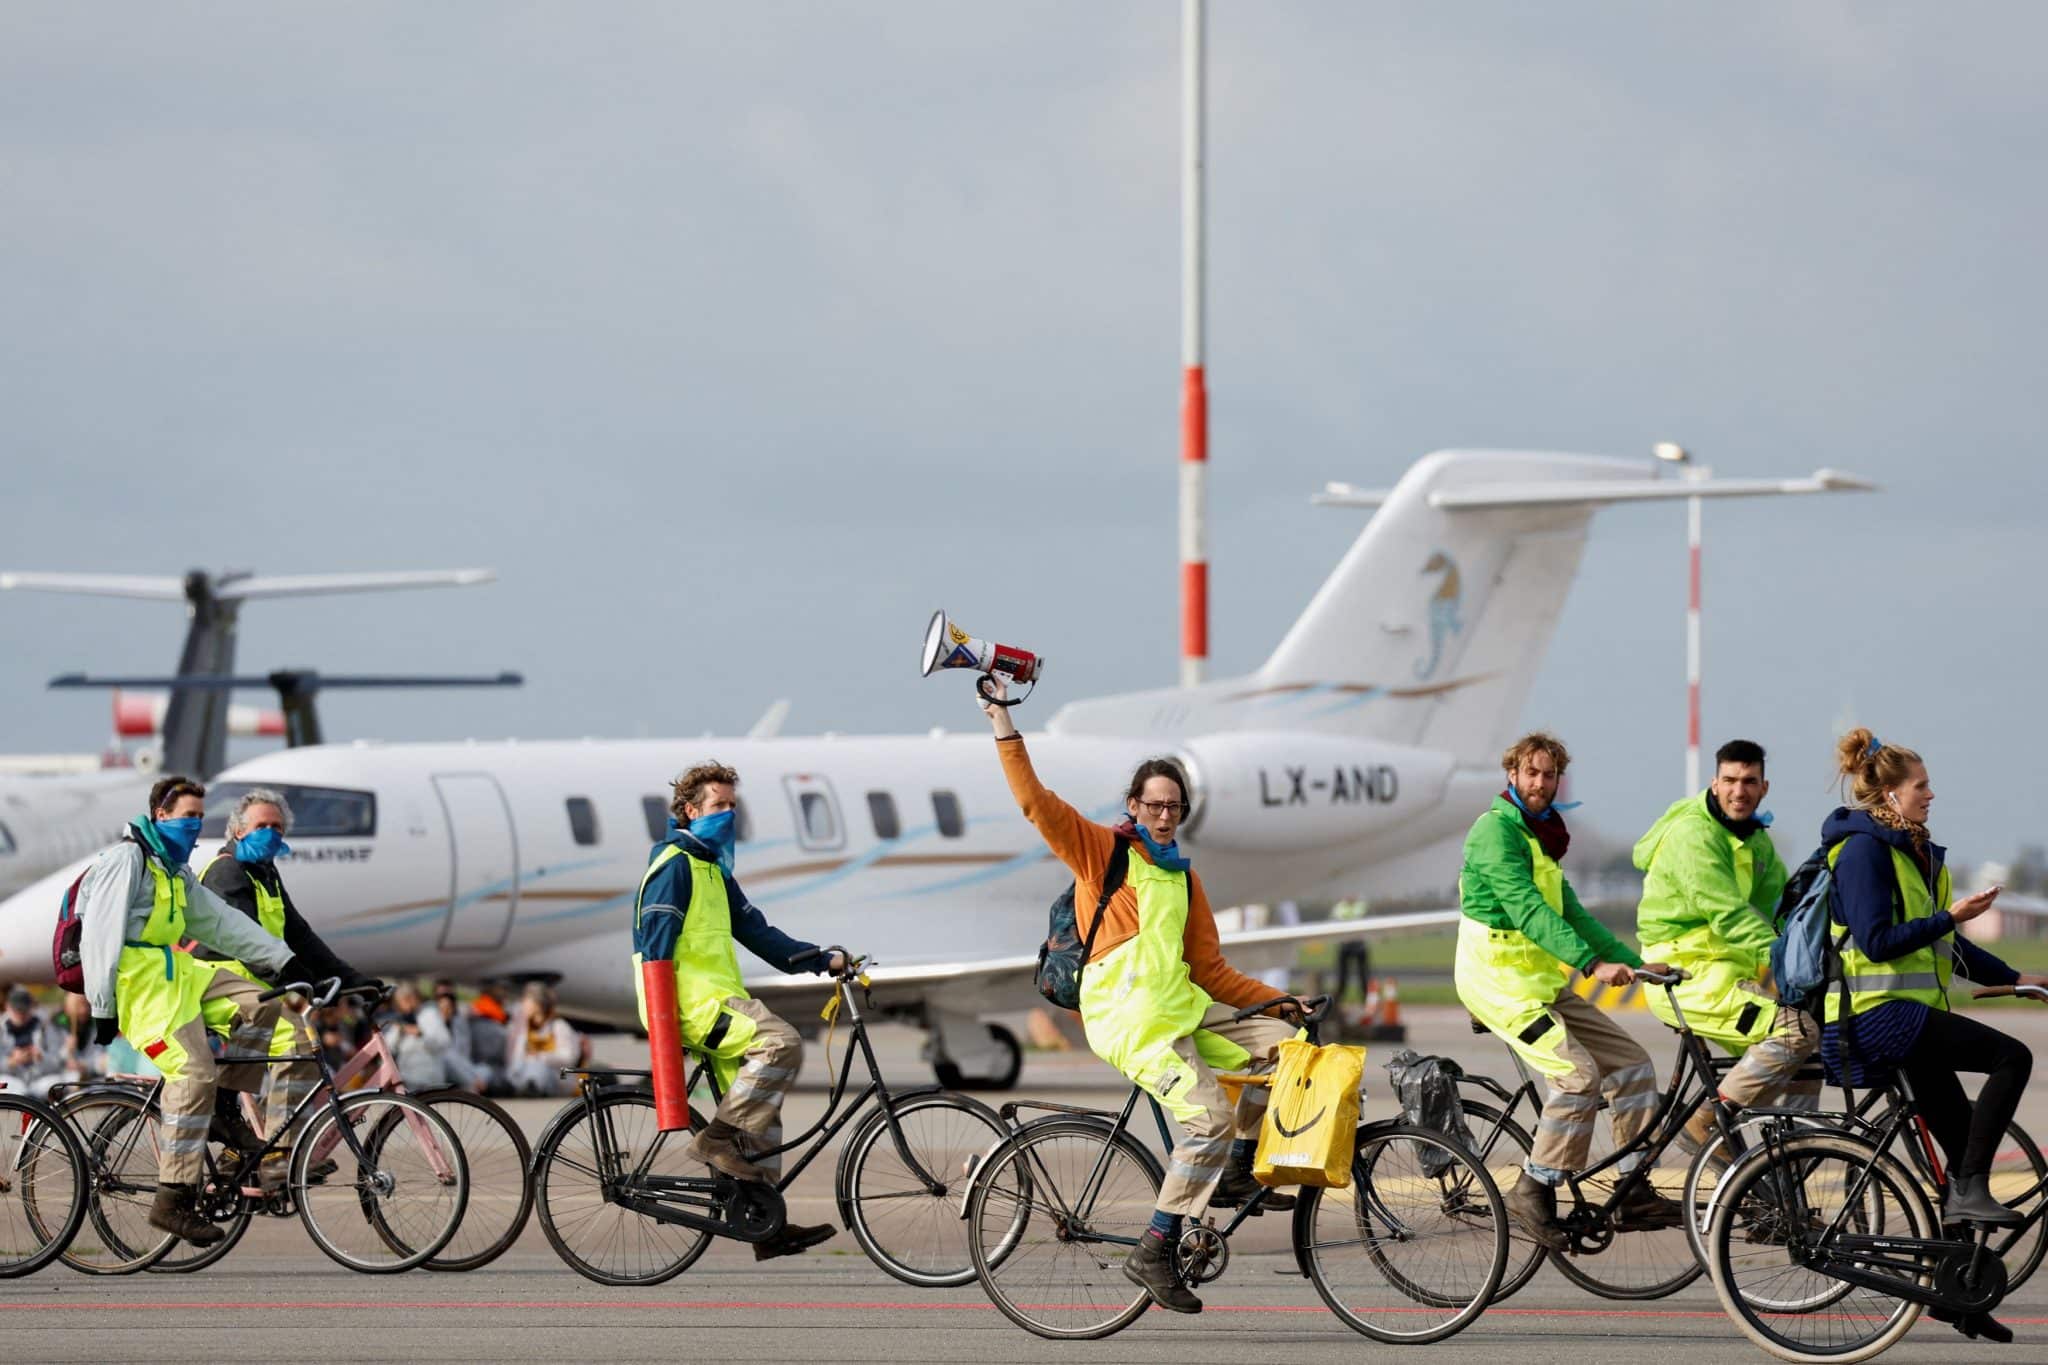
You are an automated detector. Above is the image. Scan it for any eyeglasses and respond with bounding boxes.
[1133,799,1188,818]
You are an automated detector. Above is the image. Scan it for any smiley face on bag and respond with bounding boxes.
[1270,1070,1328,1139]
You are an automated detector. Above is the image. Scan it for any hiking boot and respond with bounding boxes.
[148,1182,225,1247]
[1675,1105,1721,1158]
[1614,1180,1685,1231]
[1932,1305,2015,1344]
[1210,1159,1296,1212]
[753,1222,837,1261]
[1123,1230,1202,1314]
[689,1120,772,1183]
[1944,1173,2024,1228]
[208,1091,266,1161]
[1504,1172,1568,1252]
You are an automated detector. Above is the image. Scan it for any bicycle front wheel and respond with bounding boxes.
[839,1090,1008,1288]
[4,1092,89,1278]
[1707,1130,1930,1363]
[297,1091,468,1273]
[965,1117,1160,1341]
[417,1090,532,1272]
[532,1090,714,1286]
[1299,1121,1507,1344]
[59,1089,177,1274]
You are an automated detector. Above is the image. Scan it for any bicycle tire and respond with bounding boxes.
[296,1091,467,1273]
[1706,1129,1930,1363]
[1977,1118,2046,1292]
[1459,1099,1547,1301]
[1299,1121,1507,1344]
[532,1089,714,1287]
[838,1089,1009,1288]
[3,1092,90,1278]
[1680,1109,1853,1313]
[416,1090,533,1272]
[59,1090,178,1274]
[965,1117,1160,1341]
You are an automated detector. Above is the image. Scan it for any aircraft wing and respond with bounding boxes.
[739,906,1461,1018]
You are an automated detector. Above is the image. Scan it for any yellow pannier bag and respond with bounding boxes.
[1253,1039,1367,1188]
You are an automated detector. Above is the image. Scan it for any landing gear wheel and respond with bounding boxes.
[932,1023,1024,1090]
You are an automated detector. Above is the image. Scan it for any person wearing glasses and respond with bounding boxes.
[980,678,1306,1316]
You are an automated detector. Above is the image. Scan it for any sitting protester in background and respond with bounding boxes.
[0,987,66,1098]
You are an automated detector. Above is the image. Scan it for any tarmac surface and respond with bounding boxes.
[6,1004,2047,1363]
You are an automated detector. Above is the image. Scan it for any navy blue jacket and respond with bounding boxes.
[1820,807,2015,987]
[631,823,820,974]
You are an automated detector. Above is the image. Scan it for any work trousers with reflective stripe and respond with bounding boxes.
[261,1008,322,1147]
[1717,996,1822,1109]
[709,996,801,1144]
[1152,1003,1294,1217]
[158,970,311,1185]
[1493,988,1661,1176]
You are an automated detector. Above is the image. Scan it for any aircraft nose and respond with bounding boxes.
[0,860,88,985]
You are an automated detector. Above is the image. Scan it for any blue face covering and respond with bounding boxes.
[234,827,291,864]
[1131,819,1190,874]
[1506,785,1581,821]
[154,817,204,867]
[688,810,737,874]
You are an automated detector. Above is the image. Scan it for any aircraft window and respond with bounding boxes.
[797,792,838,844]
[642,796,670,841]
[0,820,13,855]
[201,783,376,838]
[565,797,600,846]
[867,792,900,841]
[932,790,965,839]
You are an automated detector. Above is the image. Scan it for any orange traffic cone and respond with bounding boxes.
[1382,977,1402,1029]
[1359,978,1381,1030]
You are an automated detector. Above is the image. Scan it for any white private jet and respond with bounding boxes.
[0,450,1871,1087]
[0,568,517,898]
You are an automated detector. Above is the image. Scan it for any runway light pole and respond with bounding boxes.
[1180,0,1208,688]
[1654,441,1708,793]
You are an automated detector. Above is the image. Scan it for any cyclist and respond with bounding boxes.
[1634,739,1818,1152]
[981,679,1306,1316]
[1822,731,2045,1221]
[76,776,315,1245]
[1456,732,1681,1250]
[631,760,843,1261]
[194,787,381,1182]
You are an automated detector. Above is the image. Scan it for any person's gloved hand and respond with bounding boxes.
[277,956,320,993]
[93,1017,120,1047]
[344,971,389,997]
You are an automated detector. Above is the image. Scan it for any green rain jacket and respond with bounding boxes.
[1459,796,1640,972]
[1633,791,1788,979]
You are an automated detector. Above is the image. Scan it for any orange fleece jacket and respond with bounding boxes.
[998,735,1273,1013]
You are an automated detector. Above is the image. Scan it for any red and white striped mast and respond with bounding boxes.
[1179,0,1209,687]
[1655,442,1706,792]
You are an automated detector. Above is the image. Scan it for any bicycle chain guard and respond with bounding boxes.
[722,1179,787,1243]
[1175,1222,1230,1286]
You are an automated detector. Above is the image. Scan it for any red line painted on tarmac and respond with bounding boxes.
[1,1298,2044,1326]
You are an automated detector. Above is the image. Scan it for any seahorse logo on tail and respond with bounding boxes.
[1415,550,1462,680]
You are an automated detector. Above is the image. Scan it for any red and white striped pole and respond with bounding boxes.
[1180,0,1208,688]
[1656,442,1705,792]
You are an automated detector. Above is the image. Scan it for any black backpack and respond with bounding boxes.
[1033,837,1131,1011]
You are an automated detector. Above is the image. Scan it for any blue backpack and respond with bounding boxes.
[1770,844,1851,1019]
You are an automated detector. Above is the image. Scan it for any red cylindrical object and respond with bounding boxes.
[641,958,692,1132]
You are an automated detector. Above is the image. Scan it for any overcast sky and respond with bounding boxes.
[4,3,2042,869]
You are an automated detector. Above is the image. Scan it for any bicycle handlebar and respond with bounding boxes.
[1231,993,1332,1025]
[1973,984,2048,1002]
[1635,968,1690,987]
[791,944,865,978]
[256,977,391,1008]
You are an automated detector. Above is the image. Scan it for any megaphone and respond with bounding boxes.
[921,609,1044,707]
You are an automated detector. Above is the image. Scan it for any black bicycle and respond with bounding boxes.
[963,994,1509,1344]
[58,977,470,1274]
[1704,983,2048,1362]
[2,1085,90,1277]
[1458,968,1757,1301]
[531,947,1007,1287]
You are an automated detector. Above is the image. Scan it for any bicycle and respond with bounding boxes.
[1459,967,1770,1302]
[1703,983,2048,1363]
[1,1084,91,1277]
[530,946,1007,1288]
[962,994,1509,1344]
[58,977,471,1274]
